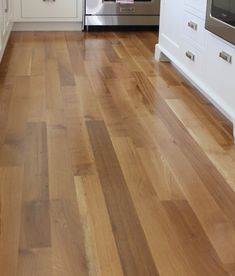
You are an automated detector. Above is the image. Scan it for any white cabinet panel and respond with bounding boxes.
[2,0,13,37]
[182,10,206,49]
[157,0,235,136]
[184,0,207,14]
[0,0,13,62]
[21,0,77,18]
[205,34,235,113]
[181,38,204,80]
[159,0,183,59]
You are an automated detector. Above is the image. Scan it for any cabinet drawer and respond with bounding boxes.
[181,39,204,79]
[182,11,206,49]
[205,34,235,110]
[21,0,77,18]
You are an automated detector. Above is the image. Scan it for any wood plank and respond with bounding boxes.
[86,120,159,276]
[137,112,235,264]
[19,121,51,250]
[66,116,95,176]
[30,41,45,76]
[27,75,46,123]
[47,125,76,200]
[106,78,156,147]
[1,31,235,275]
[17,248,52,276]
[7,46,32,76]
[112,136,198,276]
[133,71,235,227]
[65,33,86,76]
[4,76,30,144]
[50,199,89,276]
[75,76,102,121]
[56,50,76,87]
[0,77,14,144]
[0,167,24,276]
[163,200,227,275]
[97,94,128,137]
[20,200,51,249]
[61,86,95,176]
[45,51,65,127]
[137,147,184,201]
[0,76,30,166]
[75,175,124,276]
[167,98,235,190]
[23,122,49,202]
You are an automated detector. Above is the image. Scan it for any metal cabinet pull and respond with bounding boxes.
[43,0,56,1]
[5,0,8,13]
[188,21,198,31]
[219,51,232,64]
[186,51,195,61]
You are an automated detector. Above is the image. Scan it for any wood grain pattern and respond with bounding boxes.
[86,120,159,276]
[0,31,235,275]
[75,175,124,276]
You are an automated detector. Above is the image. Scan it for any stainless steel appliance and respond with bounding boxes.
[84,0,160,27]
[206,0,235,45]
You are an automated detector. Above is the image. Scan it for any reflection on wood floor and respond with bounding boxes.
[0,31,235,275]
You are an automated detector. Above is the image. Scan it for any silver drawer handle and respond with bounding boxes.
[188,21,198,31]
[219,51,232,64]
[186,51,195,61]
[43,0,56,1]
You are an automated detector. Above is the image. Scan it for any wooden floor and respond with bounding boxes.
[0,31,235,275]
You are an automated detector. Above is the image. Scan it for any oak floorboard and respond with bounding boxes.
[75,175,124,276]
[112,137,197,276]
[133,71,235,225]
[50,199,89,276]
[17,248,52,276]
[162,200,227,276]
[0,167,24,276]
[0,31,235,275]
[86,120,159,276]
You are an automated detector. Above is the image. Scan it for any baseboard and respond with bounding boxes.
[13,22,83,31]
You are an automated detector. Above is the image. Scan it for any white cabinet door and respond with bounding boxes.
[2,0,13,38]
[182,10,206,49]
[205,33,235,115]
[21,0,77,18]
[159,0,183,60]
[0,0,13,62]
[181,38,204,80]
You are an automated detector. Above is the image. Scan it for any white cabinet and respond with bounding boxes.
[2,0,13,36]
[14,0,83,22]
[205,34,235,114]
[158,0,183,59]
[0,0,13,62]
[184,0,207,16]
[21,0,77,18]
[180,7,206,81]
[182,10,206,49]
[157,0,235,138]
[181,38,204,80]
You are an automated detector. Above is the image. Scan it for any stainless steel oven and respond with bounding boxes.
[206,0,235,45]
[84,0,160,27]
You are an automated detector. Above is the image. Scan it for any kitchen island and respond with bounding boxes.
[156,0,235,138]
